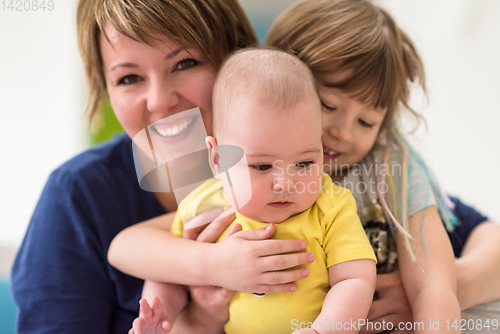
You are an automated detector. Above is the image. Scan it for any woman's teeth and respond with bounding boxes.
[154,117,195,138]
[324,148,339,156]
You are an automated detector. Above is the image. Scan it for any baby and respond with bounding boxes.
[133,48,377,334]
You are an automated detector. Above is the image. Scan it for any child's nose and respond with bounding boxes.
[326,123,353,143]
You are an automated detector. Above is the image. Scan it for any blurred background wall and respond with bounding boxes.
[0,1,499,329]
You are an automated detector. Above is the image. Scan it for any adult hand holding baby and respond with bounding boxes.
[183,207,312,294]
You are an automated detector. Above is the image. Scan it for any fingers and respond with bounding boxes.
[196,209,237,243]
[183,207,224,231]
[257,267,310,287]
[218,288,235,301]
[359,314,413,334]
[253,238,308,256]
[231,223,276,241]
[375,271,402,290]
[222,223,242,240]
[183,222,207,241]
[368,273,410,321]
[260,252,314,272]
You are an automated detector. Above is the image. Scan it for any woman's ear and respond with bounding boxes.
[206,136,221,177]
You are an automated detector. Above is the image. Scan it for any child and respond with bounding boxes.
[131,48,377,334]
[266,0,462,331]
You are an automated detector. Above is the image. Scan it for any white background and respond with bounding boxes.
[0,0,499,257]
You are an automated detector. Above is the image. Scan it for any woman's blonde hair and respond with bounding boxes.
[266,0,426,139]
[77,0,257,126]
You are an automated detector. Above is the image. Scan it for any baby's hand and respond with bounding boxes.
[129,296,171,334]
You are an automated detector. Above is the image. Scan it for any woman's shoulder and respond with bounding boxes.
[48,133,137,194]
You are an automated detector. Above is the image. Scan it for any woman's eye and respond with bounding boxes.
[118,75,140,85]
[321,101,337,113]
[175,58,200,71]
[251,164,272,172]
[358,119,374,128]
[296,161,313,169]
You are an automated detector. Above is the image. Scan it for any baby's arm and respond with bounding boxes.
[397,206,461,333]
[293,259,376,334]
[108,212,313,292]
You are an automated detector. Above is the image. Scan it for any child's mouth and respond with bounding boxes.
[323,147,342,160]
[268,201,292,209]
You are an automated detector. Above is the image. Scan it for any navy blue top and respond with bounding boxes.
[11,133,488,333]
[448,196,489,257]
[11,133,165,334]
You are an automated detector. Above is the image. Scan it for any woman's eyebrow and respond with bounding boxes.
[109,48,185,72]
[111,62,138,72]
[165,47,184,60]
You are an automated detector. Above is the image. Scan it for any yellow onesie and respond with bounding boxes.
[171,173,376,334]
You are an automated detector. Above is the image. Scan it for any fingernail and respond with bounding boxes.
[308,253,314,262]
[300,241,307,249]
[265,223,273,230]
[302,268,309,277]
[290,285,297,291]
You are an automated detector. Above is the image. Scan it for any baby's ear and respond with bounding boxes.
[206,136,221,178]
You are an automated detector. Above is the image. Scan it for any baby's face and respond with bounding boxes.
[222,98,323,223]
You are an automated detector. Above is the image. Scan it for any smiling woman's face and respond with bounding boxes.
[99,26,216,140]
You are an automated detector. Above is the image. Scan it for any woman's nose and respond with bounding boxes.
[146,79,180,115]
[272,175,296,193]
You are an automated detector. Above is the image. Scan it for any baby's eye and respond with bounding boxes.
[118,74,140,85]
[358,119,374,128]
[251,164,272,172]
[296,161,314,169]
[175,58,200,71]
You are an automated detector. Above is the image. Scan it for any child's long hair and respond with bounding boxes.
[266,0,458,259]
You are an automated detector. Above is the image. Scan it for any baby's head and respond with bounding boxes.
[208,48,323,223]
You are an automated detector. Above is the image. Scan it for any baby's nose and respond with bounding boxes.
[272,176,296,193]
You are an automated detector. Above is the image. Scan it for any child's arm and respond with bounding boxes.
[108,212,313,293]
[363,222,500,334]
[397,206,461,333]
[293,259,376,334]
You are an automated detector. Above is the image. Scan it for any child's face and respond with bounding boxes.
[318,74,387,179]
[222,98,323,223]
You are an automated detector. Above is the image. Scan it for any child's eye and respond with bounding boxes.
[321,101,337,113]
[175,58,200,71]
[358,119,374,128]
[251,164,272,172]
[118,74,140,85]
[296,161,313,169]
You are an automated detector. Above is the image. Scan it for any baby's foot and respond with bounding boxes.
[129,296,172,334]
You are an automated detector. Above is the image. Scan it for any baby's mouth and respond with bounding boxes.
[268,201,292,208]
[152,115,197,138]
